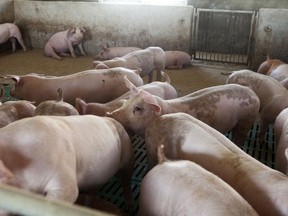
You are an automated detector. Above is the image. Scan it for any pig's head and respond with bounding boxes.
[95,44,110,60]
[226,70,254,88]
[106,76,162,137]
[67,27,86,44]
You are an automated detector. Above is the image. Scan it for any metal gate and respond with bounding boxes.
[192,9,256,65]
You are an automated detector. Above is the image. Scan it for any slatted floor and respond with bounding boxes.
[96,124,276,215]
[1,85,276,216]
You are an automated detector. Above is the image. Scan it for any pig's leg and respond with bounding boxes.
[45,45,62,60]
[119,164,133,214]
[14,35,27,51]
[258,117,269,145]
[147,71,153,83]
[231,119,254,147]
[45,172,78,203]
[77,43,86,56]
[10,38,16,52]
[156,69,162,82]
[67,42,76,58]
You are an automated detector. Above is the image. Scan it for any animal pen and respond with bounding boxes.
[0,0,288,215]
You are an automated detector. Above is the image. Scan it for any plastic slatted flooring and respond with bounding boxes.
[96,125,276,215]
[1,86,276,215]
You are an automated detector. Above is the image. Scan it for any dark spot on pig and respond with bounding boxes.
[102,79,105,83]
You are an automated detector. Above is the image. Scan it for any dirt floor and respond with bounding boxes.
[0,48,247,97]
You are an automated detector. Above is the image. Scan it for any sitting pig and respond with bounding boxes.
[274,108,288,176]
[44,27,86,60]
[144,112,288,216]
[226,69,288,144]
[3,67,143,106]
[93,46,166,82]
[106,77,260,147]
[257,56,288,86]
[0,23,27,52]
[139,145,258,216]
[75,72,177,116]
[164,50,191,69]
[95,43,141,60]
[34,88,79,116]
[0,115,134,214]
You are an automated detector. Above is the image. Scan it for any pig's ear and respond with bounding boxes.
[5,75,20,85]
[80,27,86,33]
[75,98,87,115]
[141,92,161,113]
[124,76,139,97]
[285,149,288,163]
[133,68,142,75]
[67,27,76,36]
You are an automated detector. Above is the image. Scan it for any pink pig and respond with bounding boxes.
[106,77,260,146]
[164,51,191,69]
[0,115,134,214]
[3,67,143,106]
[227,69,288,144]
[274,108,288,176]
[93,46,166,82]
[257,55,288,86]
[44,27,86,60]
[33,88,79,116]
[139,145,258,216]
[95,43,141,60]
[144,112,288,216]
[75,72,177,116]
[0,23,27,52]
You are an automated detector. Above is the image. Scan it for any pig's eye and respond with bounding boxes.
[133,105,143,115]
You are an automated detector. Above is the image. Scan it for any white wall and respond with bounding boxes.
[252,8,288,69]
[0,0,14,23]
[13,1,194,55]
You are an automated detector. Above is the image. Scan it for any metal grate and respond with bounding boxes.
[192,9,256,65]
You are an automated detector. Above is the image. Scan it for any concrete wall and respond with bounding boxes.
[252,8,288,70]
[188,0,288,11]
[13,1,193,55]
[0,0,14,23]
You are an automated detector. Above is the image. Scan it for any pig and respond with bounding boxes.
[0,23,27,52]
[226,69,288,144]
[139,144,258,216]
[257,56,288,86]
[274,108,288,176]
[0,94,35,128]
[2,67,143,106]
[0,115,134,214]
[93,46,166,82]
[95,43,141,60]
[75,72,177,116]
[44,27,86,60]
[106,77,260,147]
[144,112,288,216]
[164,50,191,69]
[33,88,79,116]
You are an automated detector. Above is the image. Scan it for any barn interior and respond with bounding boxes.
[0,0,288,215]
